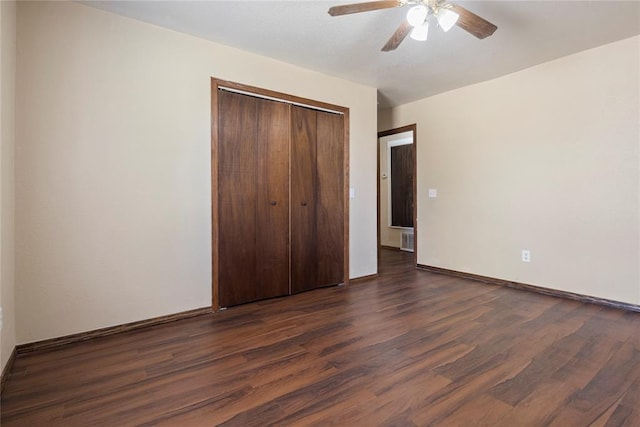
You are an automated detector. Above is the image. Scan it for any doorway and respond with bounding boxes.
[377,125,417,268]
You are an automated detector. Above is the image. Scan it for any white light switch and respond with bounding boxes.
[349,188,356,199]
[428,189,437,198]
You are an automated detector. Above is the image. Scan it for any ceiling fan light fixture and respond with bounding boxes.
[436,8,459,32]
[410,20,429,41]
[406,5,428,27]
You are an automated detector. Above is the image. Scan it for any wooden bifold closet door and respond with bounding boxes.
[291,106,344,294]
[217,89,345,308]
[218,90,290,307]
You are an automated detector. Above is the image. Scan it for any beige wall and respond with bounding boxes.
[377,110,393,134]
[15,1,378,343]
[380,36,640,305]
[1,0,17,372]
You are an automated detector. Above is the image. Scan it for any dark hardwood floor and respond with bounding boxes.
[3,248,640,426]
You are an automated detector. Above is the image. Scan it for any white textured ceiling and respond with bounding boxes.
[84,1,640,108]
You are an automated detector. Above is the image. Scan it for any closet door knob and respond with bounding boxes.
[301,201,307,207]
[270,201,277,206]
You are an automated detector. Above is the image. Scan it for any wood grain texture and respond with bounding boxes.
[210,80,220,310]
[211,78,350,305]
[451,4,498,39]
[218,92,291,306]
[3,249,640,426]
[212,79,348,117]
[390,143,414,227]
[328,1,400,17]
[1,347,17,395]
[382,20,412,52]
[348,273,379,283]
[255,98,290,301]
[290,106,318,294]
[218,90,259,307]
[316,111,344,287]
[341,110,350,287]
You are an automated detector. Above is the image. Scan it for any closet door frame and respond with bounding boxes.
[211,78,350,311]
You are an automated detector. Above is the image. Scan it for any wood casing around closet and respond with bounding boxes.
[213,80,348,309]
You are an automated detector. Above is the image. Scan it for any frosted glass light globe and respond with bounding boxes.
[407,5,428,27]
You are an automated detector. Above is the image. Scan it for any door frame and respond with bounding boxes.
[377,124,418,267]
[211,78,350,311]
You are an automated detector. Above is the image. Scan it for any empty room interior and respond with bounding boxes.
[1,0,639,425]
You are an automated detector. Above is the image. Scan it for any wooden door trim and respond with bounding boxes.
[211,78,350,310]
[342,110,350,288]
[213,79,349,115]
[211,81,220,310]
[377,124,417,267]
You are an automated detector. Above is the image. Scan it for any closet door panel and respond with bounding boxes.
[218,91,257,307]
[255,99,290,300]
[290,106,318,294]
[215,83,347,308]
[316,111,345,287]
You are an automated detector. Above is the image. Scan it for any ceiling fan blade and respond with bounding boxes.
[381,20,413,52]
[329,1,401,17]
[450,4,497,39]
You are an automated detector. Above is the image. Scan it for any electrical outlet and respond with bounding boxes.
[522,250,531,263]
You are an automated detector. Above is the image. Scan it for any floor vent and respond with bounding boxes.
[400,230,414,252]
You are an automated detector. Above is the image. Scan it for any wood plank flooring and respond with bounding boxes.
[2,249,640,426]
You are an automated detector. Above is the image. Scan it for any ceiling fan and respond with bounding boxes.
[328,0,497,51]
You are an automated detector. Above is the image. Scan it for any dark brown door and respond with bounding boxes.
[291,106,345,293]
[255,99,290,300]
[316,111,344,287]
[218,90,257,306]
[218,91,289,307]
[290,106,318,294]
[390,144,414,228]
